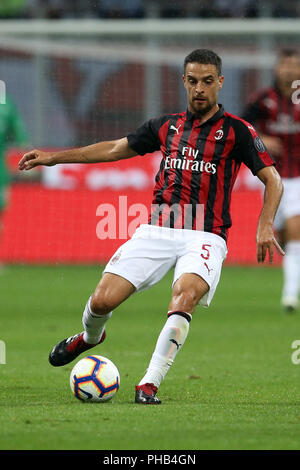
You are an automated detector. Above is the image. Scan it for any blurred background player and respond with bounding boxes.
[243,49,300,312]
[0,90,29,269]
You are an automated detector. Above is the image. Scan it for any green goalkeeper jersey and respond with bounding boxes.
[0,96,28,208]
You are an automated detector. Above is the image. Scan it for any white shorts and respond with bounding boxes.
[103,224,227,307]
[274,177,300,231]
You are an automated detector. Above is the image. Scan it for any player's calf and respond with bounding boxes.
[169,273,209,313]
[91,273,135,315]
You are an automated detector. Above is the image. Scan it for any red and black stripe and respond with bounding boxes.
[203,118,234,238]
[127,105,274,242]
[243,84,300,179]
[188,122,216,231]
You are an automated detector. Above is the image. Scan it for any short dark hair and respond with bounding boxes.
[277,48,299,61]
[277,47,300,62]
[184,49,222,76]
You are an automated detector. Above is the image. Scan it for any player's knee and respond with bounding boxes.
[171,276,209,312]
[90,290,115,315]
[171,289,200,312]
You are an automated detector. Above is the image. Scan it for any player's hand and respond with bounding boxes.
[18,149,56,171]
[256,224,285,263]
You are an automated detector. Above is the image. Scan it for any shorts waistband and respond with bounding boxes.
[133,224,227,248]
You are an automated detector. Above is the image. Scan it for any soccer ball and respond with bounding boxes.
[70,355,120,402]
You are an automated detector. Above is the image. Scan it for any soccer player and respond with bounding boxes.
[19,49,284,404]
[243,49,300,312]
[0,92,28,268]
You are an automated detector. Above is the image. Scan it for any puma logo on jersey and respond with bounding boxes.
[170,124,181,135]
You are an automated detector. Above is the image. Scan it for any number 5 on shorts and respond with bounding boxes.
[201,244,211,260]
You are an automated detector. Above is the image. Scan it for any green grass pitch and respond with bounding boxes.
[0,264,300,450]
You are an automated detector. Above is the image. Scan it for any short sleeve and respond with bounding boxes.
[234,119,275,175]
[127,116,168,156]
[242,99,264,126]
[242,89,271,128]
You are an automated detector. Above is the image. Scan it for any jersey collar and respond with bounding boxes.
[186,104,225,126]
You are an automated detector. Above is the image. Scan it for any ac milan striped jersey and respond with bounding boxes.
[127,104,274,241]
[242,83,300,179]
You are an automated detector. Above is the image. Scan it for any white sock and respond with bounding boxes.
[138,311,191,388]
[282,241,300,302]
[82,297,112,344]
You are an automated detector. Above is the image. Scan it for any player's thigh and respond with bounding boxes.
[278,177,300,239]
[171,234,227,310]
[103,227,177,293]
[285,215,300,241]
[168,273,209,315]
[91,273,136,314]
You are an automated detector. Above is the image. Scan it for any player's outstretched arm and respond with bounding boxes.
[256,165,285,264]
[18,137,137,171]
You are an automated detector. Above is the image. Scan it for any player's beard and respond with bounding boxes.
[192,99,216,118]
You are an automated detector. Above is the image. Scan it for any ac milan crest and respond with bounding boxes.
[110,249,122,265]
[214,129,224,140]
